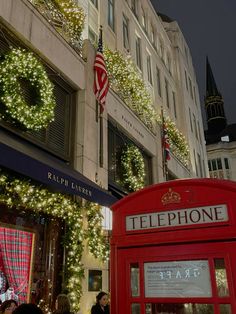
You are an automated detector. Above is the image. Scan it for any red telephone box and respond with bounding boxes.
[110,178,236,314]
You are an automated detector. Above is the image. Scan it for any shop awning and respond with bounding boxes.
[0,129,118,207]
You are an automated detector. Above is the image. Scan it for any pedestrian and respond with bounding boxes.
[91,292,109,314]
[0,300,17,314]
[53,294,73,314]
[12,303,43,314]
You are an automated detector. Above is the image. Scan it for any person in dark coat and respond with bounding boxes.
[91,291,109,314]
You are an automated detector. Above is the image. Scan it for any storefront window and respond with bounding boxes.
[146,303,214,313]
[130,263,140,297]
[214,258,229,297]
[220,304,231,314]
[131,303,140,314]
[0,205,64,307]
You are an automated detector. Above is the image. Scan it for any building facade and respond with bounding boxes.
[0,0,208,313]
[205,58,236,181]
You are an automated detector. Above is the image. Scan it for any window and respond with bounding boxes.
[141,7,147,31]
[88,27,98,44]
[172,91,177,118]
[159,39,164,59]
[208,158,228,179]
[150,24,155,46]
[131,0,138,17]
[108,122,152,192]
[135,36,142,70]
[156,66,162,97]
[193,149,198,176]
[193,85,197,105]
[108,0,115,31]
[189,108,193,132]
[0,30,74,161]
[184,70,188,90]
[123,14,129,50]
[167,53,171,73]
[90,0,98,8]
[147,54,152,85]
[193,114,198,139]
[165,78,169,108]
[198,153,203,177]
[188,77,193,99]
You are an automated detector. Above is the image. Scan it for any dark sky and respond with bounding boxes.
[150,0,236,126]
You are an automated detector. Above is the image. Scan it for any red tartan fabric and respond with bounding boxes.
[0,228,33,304]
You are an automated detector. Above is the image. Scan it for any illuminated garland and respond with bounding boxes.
[104,48,157,131]
[53,0,85,45]
[29,0,85,48]
[158,115,190,167]
[0,170,107,312]
[86,203,109,262]
[121,145,145,191]
[0,48,56,130]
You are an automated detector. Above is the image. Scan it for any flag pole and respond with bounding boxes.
[99,25,104,168]
[161,107,168,181]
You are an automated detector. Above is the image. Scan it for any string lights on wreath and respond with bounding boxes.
[0,170,107,312]
[121,144,145,192]
[0,48,56,130]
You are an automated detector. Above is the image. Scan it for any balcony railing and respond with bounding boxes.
[28,0,83,55]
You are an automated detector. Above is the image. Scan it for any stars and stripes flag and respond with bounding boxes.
[93,27,109,114]
[163,121,171,161]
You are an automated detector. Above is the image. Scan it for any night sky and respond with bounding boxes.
[150,0,236,126]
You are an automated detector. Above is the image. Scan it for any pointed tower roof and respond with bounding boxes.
[206,57,221,97]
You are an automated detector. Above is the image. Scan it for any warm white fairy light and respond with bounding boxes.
[0,170,108,312]
[104,48,157,131]
[120,144,145,192]
[0,48,56,130]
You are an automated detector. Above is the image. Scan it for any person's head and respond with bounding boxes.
[96,292,109,307]
[12,303,43,314]
[0,300,17,314]
[55,294,70,313]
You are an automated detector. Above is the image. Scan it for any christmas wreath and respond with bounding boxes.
[0,48,56,130]
[121,144,145,191]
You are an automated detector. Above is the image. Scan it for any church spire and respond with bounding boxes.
[206,56,221,97]
[205,57,227,135]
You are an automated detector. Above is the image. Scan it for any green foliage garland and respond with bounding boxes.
[158,115,190,167]
[0,170,107,312]
[104,48,157,130]
[121,144,145,192]
[86,203,109,262]
[29,0,85,47]
[53,0,85,44]
[0,48,56,130]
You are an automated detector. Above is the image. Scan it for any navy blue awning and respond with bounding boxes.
[0,129,118,207]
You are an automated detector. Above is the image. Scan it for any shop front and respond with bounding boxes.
[110,178,236,314]
[0,128,117,310]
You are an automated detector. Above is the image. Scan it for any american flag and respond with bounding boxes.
[163,122,171,161]
[93,28,109,113]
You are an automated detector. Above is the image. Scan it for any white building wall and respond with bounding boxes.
[0,0,209,312]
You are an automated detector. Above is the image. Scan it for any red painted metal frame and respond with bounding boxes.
[110,178,236,314]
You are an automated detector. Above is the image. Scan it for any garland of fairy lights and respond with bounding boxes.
[0,48,56,130]
[104,48,157,131]
[0,170,107,312]
[157,115,190,167]
[53,0,85,45]
[86,203,109,262]
[29,0,85,48]
[121,145,145,192]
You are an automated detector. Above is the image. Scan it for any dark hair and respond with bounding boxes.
[96,292,108,304]
[12,303,43,314]
[0,300,17,313]
[54,294,71,314]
